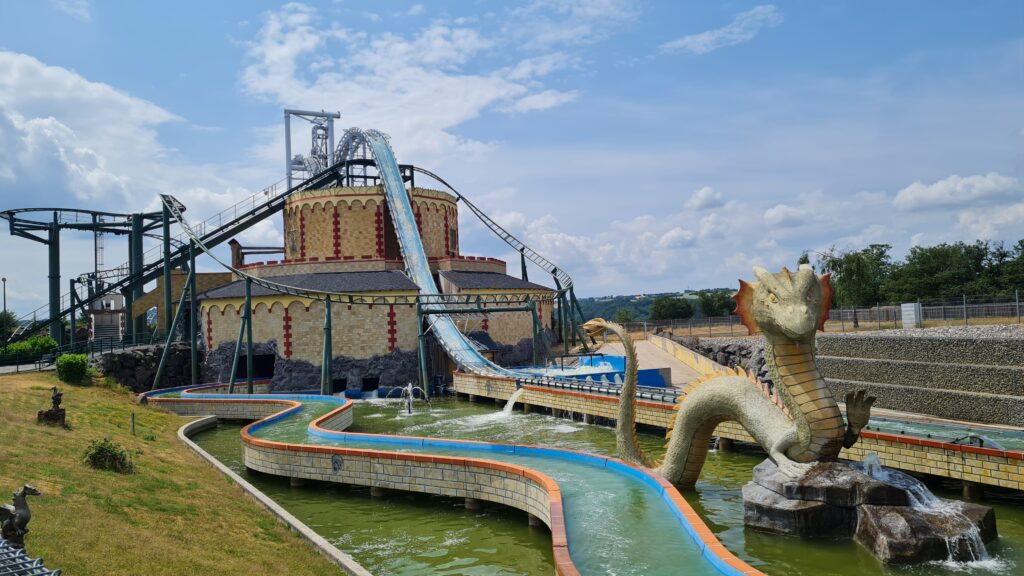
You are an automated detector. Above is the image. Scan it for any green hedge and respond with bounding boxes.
[56,353,89,383]
[0,335,58,364]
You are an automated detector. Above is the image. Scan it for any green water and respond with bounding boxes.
[193,398,1024,576]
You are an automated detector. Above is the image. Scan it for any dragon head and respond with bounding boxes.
[582,318,610,339]
[734,264,833,341]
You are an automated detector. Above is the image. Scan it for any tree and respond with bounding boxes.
[612,308,635,324]
[818,244,892,328]
[797,252,812,269]
[0,310,16,342]
[881,241,991,302]
[695,290,734,317]
[649,296,694,321]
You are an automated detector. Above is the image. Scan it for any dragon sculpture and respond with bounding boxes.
[584,265,875,489]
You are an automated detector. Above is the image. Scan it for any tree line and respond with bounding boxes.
[814,239,1024,307]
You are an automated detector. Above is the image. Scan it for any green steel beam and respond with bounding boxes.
[321,298,332,395]
[48,213,61,343]
[227,313,246,393]
[162,205,173,335]
[244,277,254,394]
[151,266,194,390]
[416,305,429,398]
[189,241,199,386]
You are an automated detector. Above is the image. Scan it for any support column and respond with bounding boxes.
[717,437,734,452]
[370,486,387,498]
[244,277,254,393]
[530,300,540,367]
[162,205,173,336]
[416,305,430,399]
[48,213,61,343]
[321,298,332,395]
[962,481,983,501]
[464,497,483,512]
[126,213,144,344]
[68,279,76,350]
[189,242,199,386]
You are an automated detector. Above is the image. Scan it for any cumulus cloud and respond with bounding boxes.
[658,226,695,248]
[241,4,583,160]
[763,203,807,227]
[684,186,724,210]
[893,172,1021,210]
[957,202,1024,239]
[407,4,425,17]
[661,5,782,55]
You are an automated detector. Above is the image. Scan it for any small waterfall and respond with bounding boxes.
[860,453,989,562]
[503,388,526,415]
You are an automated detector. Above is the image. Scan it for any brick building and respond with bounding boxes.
[197,184,553,393]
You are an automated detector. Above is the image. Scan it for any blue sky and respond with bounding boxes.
[0,1,1022,314]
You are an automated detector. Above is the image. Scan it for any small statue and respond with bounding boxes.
[37,387,66,427]
[0,484,41,549]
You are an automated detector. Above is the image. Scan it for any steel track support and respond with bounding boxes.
[162,205,173,335]
[416,304,429,399]
[244,277,254,394]
[530,300,540,367]
[321,298,332,395]
[151,265,194,390]
[228,312,247,393]
[48,213,61,343]
[69,279,76,351]
[189,241,199,386]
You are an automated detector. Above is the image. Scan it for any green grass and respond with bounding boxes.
[0,372,340,576]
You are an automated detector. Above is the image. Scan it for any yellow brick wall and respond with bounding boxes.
[282,186,458,262]
[202,296,418,364]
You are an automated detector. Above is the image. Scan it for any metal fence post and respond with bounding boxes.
[963,294,968,327]
[876,302,881,330]
[1017,289,1020,324]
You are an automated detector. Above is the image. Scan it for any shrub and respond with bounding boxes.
[27,335,58,354]
[83,437,134,474]
[56,353,89,383]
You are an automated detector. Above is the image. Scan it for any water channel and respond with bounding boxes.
[192,398,1024,575]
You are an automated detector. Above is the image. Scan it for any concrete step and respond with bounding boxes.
[818,356,1024,397]
[825,378,1024,427]
[817,334,1024,367]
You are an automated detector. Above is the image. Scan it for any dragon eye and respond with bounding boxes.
[768,293,779,304]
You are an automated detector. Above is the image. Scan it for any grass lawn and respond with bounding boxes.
[0,372,340,575]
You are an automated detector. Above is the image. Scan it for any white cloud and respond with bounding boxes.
[957,202,1024,239]
[52,0,91,22]
[506,0,640,49]
[407,4,424,17]
[503,89,578,113]
[763,203,807,227]
[661,5,782,55]
[698,212,727,239]
[240,4,581,161]
[658,226,695,248]
[893,172,1021,210]
[684,186,724,210]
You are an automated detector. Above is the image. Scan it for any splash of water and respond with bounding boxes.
[503,388,526,415]
[860,453,991,565]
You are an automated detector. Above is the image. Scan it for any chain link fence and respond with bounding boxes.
[617,291,1022,338]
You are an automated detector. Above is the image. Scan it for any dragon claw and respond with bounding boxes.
[775,458,815,479]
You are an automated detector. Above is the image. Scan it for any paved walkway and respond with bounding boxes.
[596,340,702,390]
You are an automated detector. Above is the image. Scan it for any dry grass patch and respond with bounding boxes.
[0,372,339,576]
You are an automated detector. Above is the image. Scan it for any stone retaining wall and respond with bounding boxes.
[817,334,1024,366]
[94,343,199,392]
[816,356,1024,396]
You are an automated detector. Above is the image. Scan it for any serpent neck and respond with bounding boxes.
[764,335,840,430]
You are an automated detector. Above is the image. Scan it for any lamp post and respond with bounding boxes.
[2,277,6,316]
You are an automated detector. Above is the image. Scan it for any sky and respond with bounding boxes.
[0,1,1021,316]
